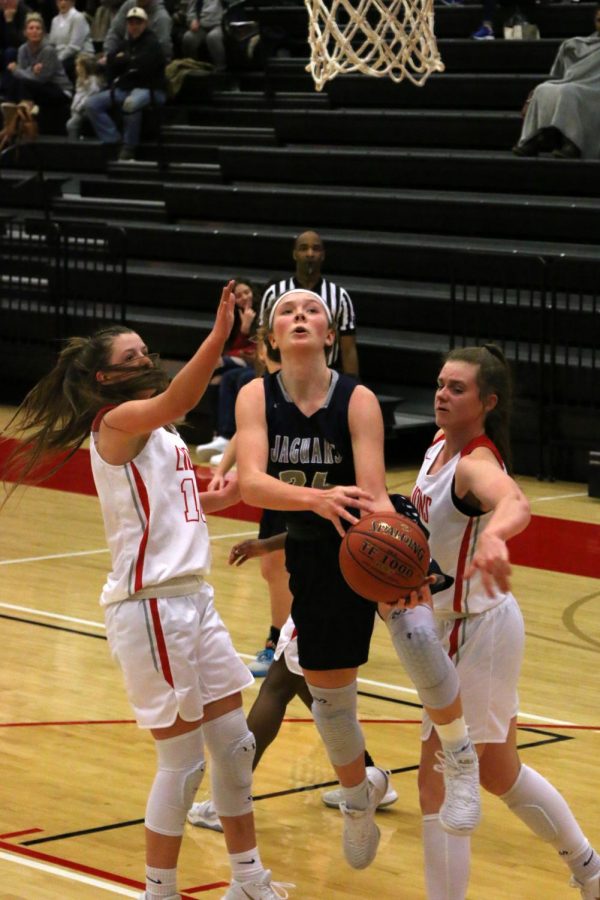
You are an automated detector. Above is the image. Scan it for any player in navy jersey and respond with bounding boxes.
[235,288,482,871]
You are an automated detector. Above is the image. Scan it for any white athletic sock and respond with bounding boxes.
[423,814,470,900]
[434,717,470,752]
[145,864,178,899]
[230,847,264,882]
[342,776,369,811]
[501,764,600,881]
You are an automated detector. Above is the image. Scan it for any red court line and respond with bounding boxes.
[284,717,600,729]
[515,724,600,730]
[0,838,146,891]
[183,884,231,895]
[4,717,600,730]
[0,838,227,897]
[0,438,261,523]
[0,719,136,728]
[0,828,43,839]
[508,514,599,579]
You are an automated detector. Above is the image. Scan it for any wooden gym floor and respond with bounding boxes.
[0,406,599,899]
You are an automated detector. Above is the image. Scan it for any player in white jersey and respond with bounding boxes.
[2,282,292,900]
[407,343,600,900]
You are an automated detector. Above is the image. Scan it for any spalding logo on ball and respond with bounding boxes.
[339,512,431,604]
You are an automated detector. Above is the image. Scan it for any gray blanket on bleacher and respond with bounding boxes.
[520,32,600,159]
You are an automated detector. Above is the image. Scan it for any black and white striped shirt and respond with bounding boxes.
[259,276,356,368]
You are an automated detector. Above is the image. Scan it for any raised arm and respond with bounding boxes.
[104,282,235,437]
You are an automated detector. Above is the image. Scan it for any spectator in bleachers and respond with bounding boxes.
[181,0,226,72]
[101,0,172,62]
[471,0,494,41]
[86,5,166,160]
[258,230,359,377]
[195,278,259,462]
[2,12,72,115]
[89,0,122,47]
[28,0,53,30]
[49,0,94,82]
[65,50,101,138]
[513,4,600,159]
[1,0,29,94]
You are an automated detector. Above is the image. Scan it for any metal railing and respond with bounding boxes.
[451,249,599,480]
[0,217,127,348]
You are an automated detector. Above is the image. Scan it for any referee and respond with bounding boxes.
[258,230,359,376]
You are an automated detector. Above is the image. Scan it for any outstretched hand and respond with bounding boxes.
[213,280,236,344]
[228,537,269,567]
[465,531,512,597]
[207,471,226,492]
[313,485,374,538]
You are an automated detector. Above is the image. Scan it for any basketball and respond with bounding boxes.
[339,512,431,604]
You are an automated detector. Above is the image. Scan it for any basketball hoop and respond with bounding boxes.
[304,0,445,91]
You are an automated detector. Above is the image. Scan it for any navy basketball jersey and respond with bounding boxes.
[264,369,357,539]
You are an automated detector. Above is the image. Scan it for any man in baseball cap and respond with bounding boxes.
[85,0,167,160]
[126,6,148,19]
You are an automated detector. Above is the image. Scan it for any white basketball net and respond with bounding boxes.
[304,0,445,90]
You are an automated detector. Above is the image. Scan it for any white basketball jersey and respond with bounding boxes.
[411,435,510,616]
[90,417,211,607]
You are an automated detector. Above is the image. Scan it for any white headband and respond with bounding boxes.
[268,288,333,329]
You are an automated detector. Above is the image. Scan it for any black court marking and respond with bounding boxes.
[5,611,578,845]
[21,729,577,845]
[516,726,573,751]
[22,819,144,845]
[0,613,106,640]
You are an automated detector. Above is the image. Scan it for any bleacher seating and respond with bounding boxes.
[1,0,599,480]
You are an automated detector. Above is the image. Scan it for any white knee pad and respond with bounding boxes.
[145,726,205,837]
[203,707,255,818]
[308,681,364,767]
[501,764,588,851]
[387,605,459,710]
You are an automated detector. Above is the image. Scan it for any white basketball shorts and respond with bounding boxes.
[105,582,254,729]
[422,594,525,745]
[273,614,302,677]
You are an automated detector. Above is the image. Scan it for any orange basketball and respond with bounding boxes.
[339,512,431,604]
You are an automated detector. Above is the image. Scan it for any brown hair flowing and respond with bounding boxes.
[1,326,170,505]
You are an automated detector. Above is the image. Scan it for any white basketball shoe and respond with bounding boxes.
[221,869,295,898]
[339,767,389,869]
[435,739,481,835]
[187,798,223,832]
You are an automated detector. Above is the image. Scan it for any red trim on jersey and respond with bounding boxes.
[91,405,117,433]
[149,598,174,687]
[448,619,462,660]
[129,461,150,593]
[460,434,504,467]
[452,517,474,618]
